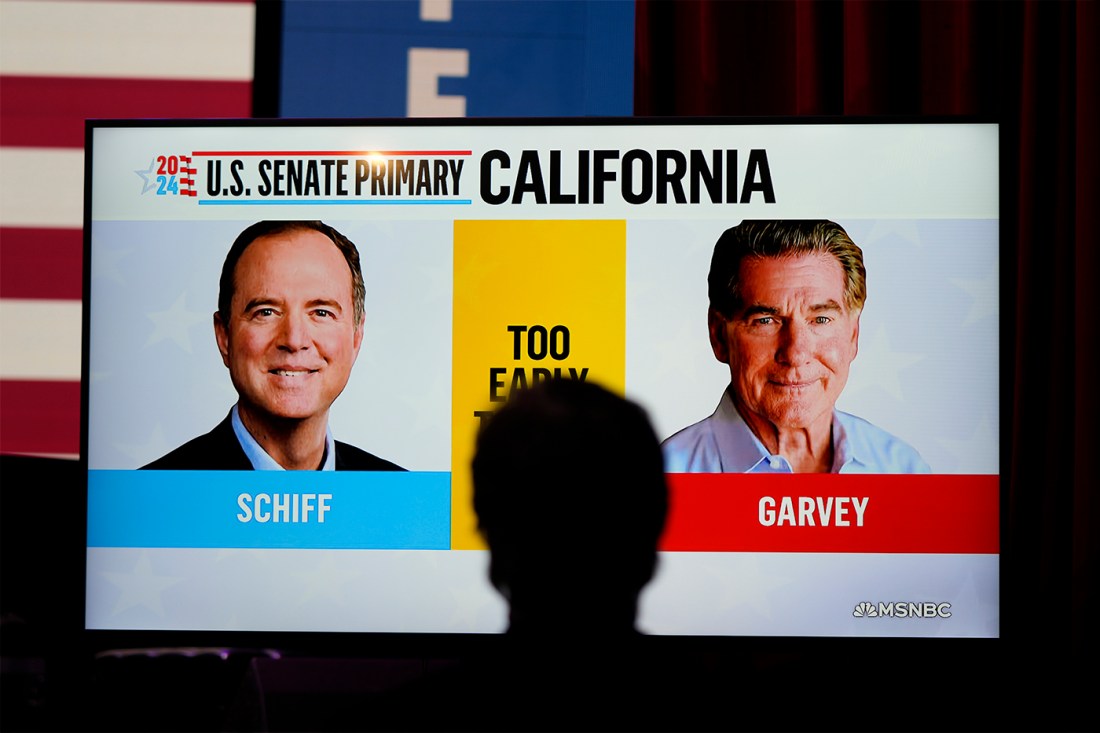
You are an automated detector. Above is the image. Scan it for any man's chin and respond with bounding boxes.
[244,401,328,427]
[762,402,833,431]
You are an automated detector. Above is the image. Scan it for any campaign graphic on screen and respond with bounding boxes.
[84,121,999,637]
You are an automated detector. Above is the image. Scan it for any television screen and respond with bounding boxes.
[83,119,999,637]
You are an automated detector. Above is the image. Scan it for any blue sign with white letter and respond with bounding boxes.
[279,0,634,117]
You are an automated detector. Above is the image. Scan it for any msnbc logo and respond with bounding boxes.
[853,601,952,619]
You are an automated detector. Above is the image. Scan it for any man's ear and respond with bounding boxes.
[214,312,231,368]
[708,308,731,364]
[850,309,861,360]
[352,321,364,357]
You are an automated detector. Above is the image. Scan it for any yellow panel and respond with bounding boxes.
[450,220,626,549]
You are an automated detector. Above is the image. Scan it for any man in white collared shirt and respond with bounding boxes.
[661,220,929,474]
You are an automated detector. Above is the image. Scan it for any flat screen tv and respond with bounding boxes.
[82,118,999,640]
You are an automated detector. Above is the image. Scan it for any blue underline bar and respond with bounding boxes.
[87,470,451,550]
[197,199,473,206]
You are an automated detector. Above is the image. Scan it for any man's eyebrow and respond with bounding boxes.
[307,298,343,311]
[741,304,780,318]
[739,301,844,318]
[242,297,279,312]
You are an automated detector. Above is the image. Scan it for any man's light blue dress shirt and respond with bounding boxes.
[230,403,336,471]
[661,389,930,473]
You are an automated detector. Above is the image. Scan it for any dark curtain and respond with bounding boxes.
[636,0,1097,655]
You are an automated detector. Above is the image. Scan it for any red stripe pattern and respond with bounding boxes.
[0,3,254,458]
[660,474,999,553]
[0,76,252,149]
[0,381,82,456]
[0,228,84,300]
[180,155,198,196]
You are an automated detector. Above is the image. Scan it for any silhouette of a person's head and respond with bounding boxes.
[472,378,668,638]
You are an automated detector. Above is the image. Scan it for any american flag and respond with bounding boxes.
[0,0,255,458]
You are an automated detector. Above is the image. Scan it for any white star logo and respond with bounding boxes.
[92,246,133,286]
[135,159,157,194]
[936,415,998,474]
[101,553,185,617]
[860,220,924,251]
[145,293,209,352]
[114,423,172,465]
[950,270,999,325]
[850,324,926,403]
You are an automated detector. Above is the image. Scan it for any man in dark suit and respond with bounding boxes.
[144,221,402,471]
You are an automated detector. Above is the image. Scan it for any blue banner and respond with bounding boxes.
[87,471,450,549]
[280,0,635,117]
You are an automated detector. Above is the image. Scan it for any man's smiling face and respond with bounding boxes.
[214,229,363,431]
[709,252,860,433]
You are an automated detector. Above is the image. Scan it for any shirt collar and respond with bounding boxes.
[713,388,779,472]
[230,404,335,471]
[717,389,863,474]
[830,411,873,472]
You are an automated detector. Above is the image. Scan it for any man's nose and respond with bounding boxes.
[277,311,310,351]
[776,319,812,364]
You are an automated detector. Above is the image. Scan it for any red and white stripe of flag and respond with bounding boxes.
[0,0,255,458]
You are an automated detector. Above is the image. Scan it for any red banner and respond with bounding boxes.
[660,474,999,553]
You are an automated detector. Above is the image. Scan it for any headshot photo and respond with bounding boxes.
[143,220,404,471]
[660,220,930,474]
